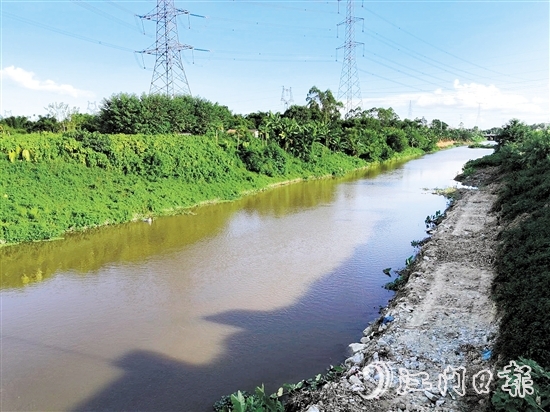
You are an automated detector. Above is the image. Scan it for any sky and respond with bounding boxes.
[1,0,549,129]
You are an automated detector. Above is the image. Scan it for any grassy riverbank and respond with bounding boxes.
[460,124,550,371]
[0,131,429,246]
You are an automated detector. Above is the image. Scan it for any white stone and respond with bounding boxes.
[345,352,364,366]
[348,374,363,386]
[348,343,367,355]
[363,325,373,337]
[306,406,320,412]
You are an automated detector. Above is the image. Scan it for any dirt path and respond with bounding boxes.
[289,175,501,412]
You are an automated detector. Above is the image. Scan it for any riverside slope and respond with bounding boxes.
[290,171,500,412]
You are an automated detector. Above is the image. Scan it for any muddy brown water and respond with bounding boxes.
[0,147,493,411]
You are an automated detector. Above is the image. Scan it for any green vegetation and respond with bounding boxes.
[460,120,550,410]
[213,365,345,412]
[492,358,549,412]
[384,254,416,291]
[0,88,482,246]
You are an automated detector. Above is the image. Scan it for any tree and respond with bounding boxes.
[282,105,313,124]
[495,119,530,147]
[31,115,61,133]
[365,107,400,127]
[305,86,343,125]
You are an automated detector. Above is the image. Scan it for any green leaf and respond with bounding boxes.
[230,391,246,412]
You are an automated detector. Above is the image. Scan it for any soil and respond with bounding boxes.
[287,168,502,412]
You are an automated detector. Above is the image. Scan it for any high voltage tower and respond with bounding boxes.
[281,86,294,111]
[337,0,364,115]
[137,0,196,97]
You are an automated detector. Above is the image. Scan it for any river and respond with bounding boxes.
[0,146,493,411]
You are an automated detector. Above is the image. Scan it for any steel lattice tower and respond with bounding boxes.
[138,0,192,96]
[281,86,294,111]
[337,0,363,115]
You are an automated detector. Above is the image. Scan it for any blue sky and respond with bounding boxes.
[1,0,549,129]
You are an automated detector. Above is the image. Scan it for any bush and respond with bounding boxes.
[492,358,550,412]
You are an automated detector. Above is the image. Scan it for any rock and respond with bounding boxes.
[424,390,439,402]
[436,399,445,407]
[360,337,370,344]
[348,374,362,386]
[346,366,359,377]
[306,406,320,412]
[363,325,374,337]
[348,343,367,355]
[345,352,364,366]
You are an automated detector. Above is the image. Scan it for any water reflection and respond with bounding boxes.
[0,148,494,411]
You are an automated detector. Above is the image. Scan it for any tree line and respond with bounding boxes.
[1,87,483,162]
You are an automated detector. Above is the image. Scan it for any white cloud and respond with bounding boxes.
[409,80,543,114]
[364,80,545,113]
[0,66,94,98]
[361,79,548,127]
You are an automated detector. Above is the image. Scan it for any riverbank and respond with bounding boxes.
[1,130,434,247]
[287,167,501,412]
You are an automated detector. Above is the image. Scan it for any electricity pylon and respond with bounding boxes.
[137,0,193,96]
[281,86,294,111]
[337,0,363,115]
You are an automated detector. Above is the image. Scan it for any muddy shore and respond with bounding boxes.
[289,169,501,412]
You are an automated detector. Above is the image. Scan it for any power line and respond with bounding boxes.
[362,7,532,82]
[70,0,149,36]
[3,11,135,52]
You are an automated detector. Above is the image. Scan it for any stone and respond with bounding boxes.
[424,390,438,402]
[346,365,359,377]
[436,399,445,407]
[363,325,373,337]
[360,337,370,344]
[348,374,362,386]
[345,352,364,366]
[348,343,367,355]
[306,406,320,412]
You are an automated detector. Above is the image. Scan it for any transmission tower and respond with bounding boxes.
[87,101,99,115]
[137,0,193,96]
[337,0,364,115]
[408,100,413,119]
[281,86,294,111]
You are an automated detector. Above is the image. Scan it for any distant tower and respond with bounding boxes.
[475,103,481,128]
[337,0,363,115]
[281,86,294,111]
[137,0,193,96]
[87,101,99,115]
[408,100,413,119]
